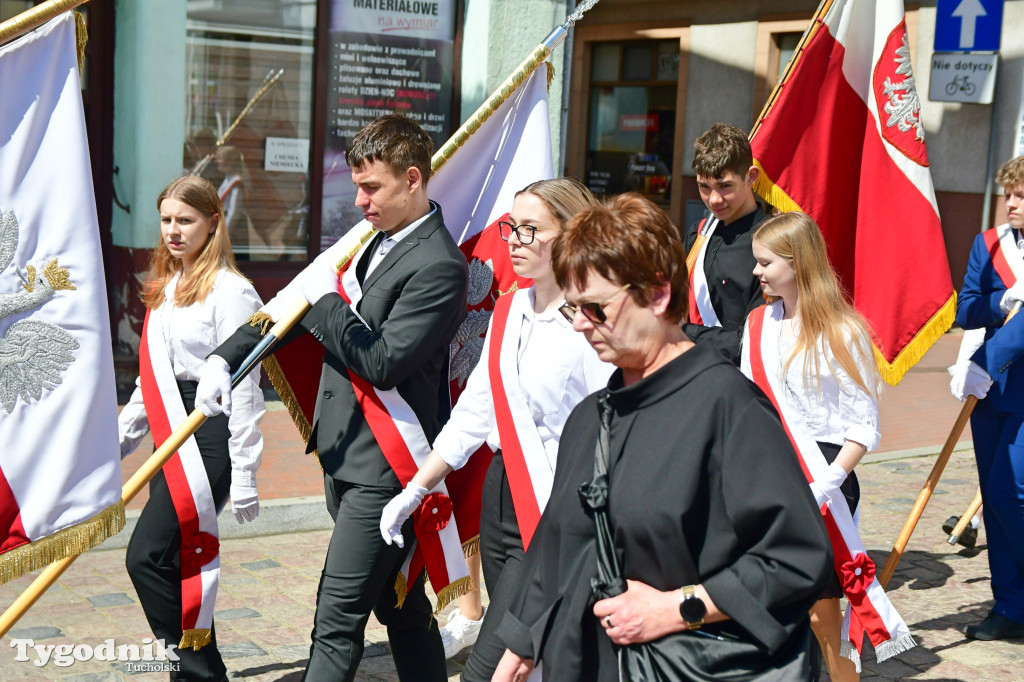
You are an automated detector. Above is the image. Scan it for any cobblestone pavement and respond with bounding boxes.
[3,451,1022,680]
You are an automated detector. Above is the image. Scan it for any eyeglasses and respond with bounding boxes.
[559,284,632,325]
[498,221,538,245]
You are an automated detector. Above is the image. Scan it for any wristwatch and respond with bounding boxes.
[679,585,707,630]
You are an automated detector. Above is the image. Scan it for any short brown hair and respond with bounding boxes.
[692,122,753,179]
[551,193,689,324]
[997,155,1024,192]
[346,113,433,182]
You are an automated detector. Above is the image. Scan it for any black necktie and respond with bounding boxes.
[356,232,385,284]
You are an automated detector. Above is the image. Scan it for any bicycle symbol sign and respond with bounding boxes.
[929,52,997,104]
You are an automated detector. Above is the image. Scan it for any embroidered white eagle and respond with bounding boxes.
[0,210,79,413]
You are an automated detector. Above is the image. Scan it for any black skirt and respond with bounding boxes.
[816,441,860,600]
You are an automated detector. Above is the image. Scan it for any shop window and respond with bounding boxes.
[584,39,678,203]
[184,1,316,262]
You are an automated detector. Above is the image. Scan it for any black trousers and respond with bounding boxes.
[125,381,231,682]
[303,476,447,682]
[462,451,526,682]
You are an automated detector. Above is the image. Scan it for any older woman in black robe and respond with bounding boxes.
[492,193,832,682]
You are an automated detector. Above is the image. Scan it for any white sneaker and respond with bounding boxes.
[441,606,485,658]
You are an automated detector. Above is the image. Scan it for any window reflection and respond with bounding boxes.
[184,0,316,261]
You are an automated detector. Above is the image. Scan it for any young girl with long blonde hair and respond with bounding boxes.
[741,212,914,681]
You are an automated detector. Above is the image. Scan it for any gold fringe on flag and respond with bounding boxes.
[874,294,957,387]
[0,499,124,584]
[179,628,212,651]
[73,10,85,72]
[462,534,480,559]
[261,353,321,470]
[246,311,274,336]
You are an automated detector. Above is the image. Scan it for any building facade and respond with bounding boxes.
[2,0,1020,376]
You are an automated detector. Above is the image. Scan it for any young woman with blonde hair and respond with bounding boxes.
[741,211,916,681]
[119,175,265,681]
[379,177,613,681]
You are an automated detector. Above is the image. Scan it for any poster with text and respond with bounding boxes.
[321,0,457,250]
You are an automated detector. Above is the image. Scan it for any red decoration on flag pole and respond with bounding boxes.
[750,0,955,385]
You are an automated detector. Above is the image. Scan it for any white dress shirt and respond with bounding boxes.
[118,269,266,485]
[432,287,614,472]
[364,204,436,278]
[776,323,881,451]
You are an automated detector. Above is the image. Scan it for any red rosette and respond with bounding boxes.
[180,532,220,578]
[840,552,876,596]
[414,492,453,534]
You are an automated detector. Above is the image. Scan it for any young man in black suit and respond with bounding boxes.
[194,114,467,681]
[684,122,770,364]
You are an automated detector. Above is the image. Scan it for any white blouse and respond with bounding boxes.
[765,321,881,452]
[118,270,265,485]
[432,287,614,472]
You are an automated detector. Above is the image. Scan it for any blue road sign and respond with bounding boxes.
[935,0,1003,52]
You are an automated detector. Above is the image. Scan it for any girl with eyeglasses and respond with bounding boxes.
[379,177,613,681]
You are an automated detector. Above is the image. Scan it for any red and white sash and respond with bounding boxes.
[138,302,220,651]
[335,237,470,611]
[983,222,1023,290]
[218,177,242,203]
[687,217,721,326]
[487,289,554,550]
[742,303,915,669]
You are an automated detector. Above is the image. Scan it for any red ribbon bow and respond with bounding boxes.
[414,492,453,534]
[180,532,220,578]
[839,552,876,596]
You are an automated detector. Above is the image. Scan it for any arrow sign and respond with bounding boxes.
[953,0,987,49]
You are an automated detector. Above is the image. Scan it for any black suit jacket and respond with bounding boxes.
[216,205,468,486]
[682,206,768,364]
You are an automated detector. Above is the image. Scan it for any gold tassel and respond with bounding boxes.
[261,354,321,470]
[462,535,480,559]
[179,628,212,651]
[246,311,274,336]
[73,11,86,74]
[0,500,125,584]
[433,576,475,615]
[875,293,957,386]
[545,61,555,90]
[393,570,409,610]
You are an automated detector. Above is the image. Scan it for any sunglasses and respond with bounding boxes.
[558,284,631,324]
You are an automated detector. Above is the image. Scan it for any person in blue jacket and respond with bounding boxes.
[956,154,1024,641]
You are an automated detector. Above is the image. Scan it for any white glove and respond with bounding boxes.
[999,281,1024,315]
[300,258,339,306]
[950,358,991,401]
[948,362,970,402]
[380,482,429,548]
[230,472,259,524]
[195,355,233,417]
[809,462,848,508]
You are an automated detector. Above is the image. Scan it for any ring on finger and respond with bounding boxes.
[604,615,613,628]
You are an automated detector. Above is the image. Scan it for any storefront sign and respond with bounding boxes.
[321,0,457,250]
[265,137,310,172]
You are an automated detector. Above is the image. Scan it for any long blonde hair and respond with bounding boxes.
[142,176,245,309]
[753,212,879,396]
[515,177,597,227]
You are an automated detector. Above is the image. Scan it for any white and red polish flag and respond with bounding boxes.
[0,14,123,582]
[750,0,955,385]
[260,64,553,605]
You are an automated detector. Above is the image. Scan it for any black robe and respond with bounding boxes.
[496,343,832,681]
[683,206,769,363]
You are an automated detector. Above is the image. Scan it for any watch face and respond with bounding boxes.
[681,596,707,623]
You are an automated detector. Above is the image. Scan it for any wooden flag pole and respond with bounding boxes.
[0,0,91,46]
[878,396,976,587]
[879,301,1020,587]
[947,491,984,546]
[0,0,603,638]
